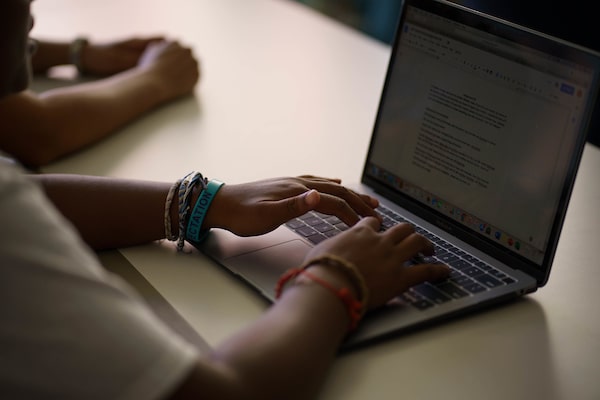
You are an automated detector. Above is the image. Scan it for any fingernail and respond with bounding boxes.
[304,190,319,207]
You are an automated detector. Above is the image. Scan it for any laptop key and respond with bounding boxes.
[333,222,349,231]
[435,281,469,299]
[303,216,324,226]
[285,219,305,229]
[449,259,471,270]
[381,218,396,229]
[295,226,317,237]
[449,274,472,287]
[473,274,503,288]
[462,282,487,293]
[412,283,451,304]
[463,266,485,277]
[324,230,339,238]
[324,215,342,224]
[411,298,434,310]
[313,222,335,233]
[437,253,460,263]
[489,269,507,279]
[306,233,328,244]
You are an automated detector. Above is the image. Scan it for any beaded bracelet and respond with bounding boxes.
[275,254,369,331]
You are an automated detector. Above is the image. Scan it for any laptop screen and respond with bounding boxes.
[364,0,600,268]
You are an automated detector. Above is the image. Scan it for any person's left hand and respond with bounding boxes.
[81,36,165,75]
[203,175,380,237]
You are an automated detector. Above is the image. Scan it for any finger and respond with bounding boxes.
[395,232,435,260]
[400,263,450,288]
[125,37,164,50]
[268,189,321,222]
[297,175,342,184]
[306,183,380,221]
[382,222,415,243]
[312,192,361,226]
[359,193,379,208]
[354,215,381,231]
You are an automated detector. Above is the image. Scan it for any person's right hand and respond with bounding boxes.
[305,217,450,309]
[137,40,200,100]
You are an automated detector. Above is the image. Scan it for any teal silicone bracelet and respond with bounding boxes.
[185,179,224,243]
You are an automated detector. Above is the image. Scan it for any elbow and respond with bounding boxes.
[4,121,76,168]
[8,138,65,168]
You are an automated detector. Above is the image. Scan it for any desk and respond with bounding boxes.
[33,1,600,399]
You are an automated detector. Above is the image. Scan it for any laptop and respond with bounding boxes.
[198,0,600,350]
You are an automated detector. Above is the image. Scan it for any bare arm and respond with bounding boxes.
[33,173,448,399]
[30,40,70,73]
[34,173,170,249]
[170,218,448,400]
[30,37,165,75]
[32,174,380,250]
[177,279,351,400]
[0,40,199,167]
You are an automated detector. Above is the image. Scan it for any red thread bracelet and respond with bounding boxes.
[275,268,363,332]
[301,269,362,331]
[274,267,303,299]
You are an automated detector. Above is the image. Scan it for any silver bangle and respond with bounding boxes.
[69,37,88,74]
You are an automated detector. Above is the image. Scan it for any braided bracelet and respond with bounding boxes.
[164,178,182,241]
[174,172,207,251]
[175,172,195,250]
[275,254,369,331]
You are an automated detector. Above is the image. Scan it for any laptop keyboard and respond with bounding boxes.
[285,204,517,311]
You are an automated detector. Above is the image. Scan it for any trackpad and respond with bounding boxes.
[224,240,311,300]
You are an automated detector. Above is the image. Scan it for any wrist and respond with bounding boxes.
[69,37,88,75]
[185,179,224,243]
[276,254,368,332]
[281,278,352,338]
[295,265,358,299]
[164,172,208,250]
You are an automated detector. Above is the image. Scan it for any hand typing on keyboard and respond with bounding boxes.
[204,175,381,237]
[304,216,450,309]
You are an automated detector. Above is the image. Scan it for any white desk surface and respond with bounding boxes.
[33,1,600,399]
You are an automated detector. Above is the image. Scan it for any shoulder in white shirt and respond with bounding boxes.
[0,156,198,400]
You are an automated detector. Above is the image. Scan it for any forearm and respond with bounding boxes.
[30,40,71,73]
[0,69,173,167]
[39,66,172,134]
[32,174,170,250]
[188,282,349,400]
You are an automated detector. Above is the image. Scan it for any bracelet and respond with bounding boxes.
[164,178,182,241]
[302,269,363,331]
[301,254,369,314]
[175,172,207,251]
[69,37,88,74]
[185,179,224,244]
[275,254,369,332]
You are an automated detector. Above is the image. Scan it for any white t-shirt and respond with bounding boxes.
[0,157,198,399]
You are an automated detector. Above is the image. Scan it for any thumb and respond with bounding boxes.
[281,189,320,219]
[303,189,320,209]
